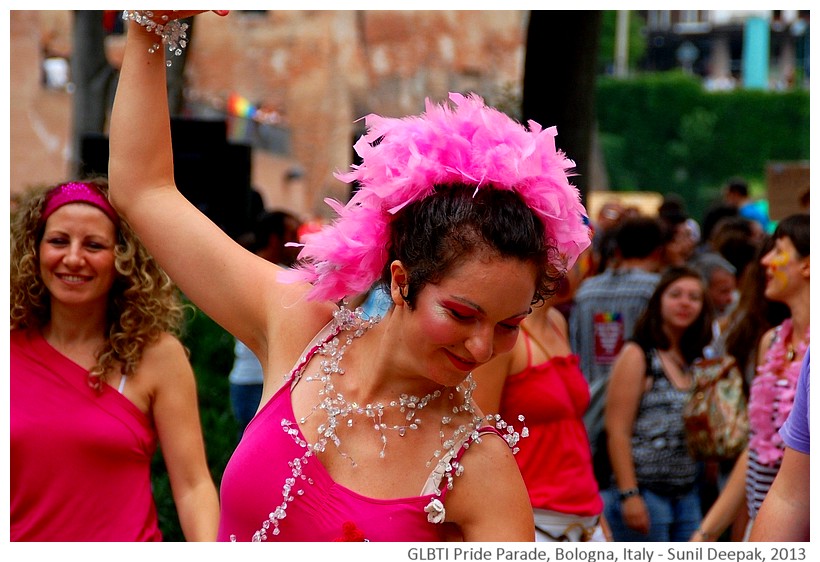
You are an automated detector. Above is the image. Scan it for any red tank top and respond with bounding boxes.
[498,330,603,516]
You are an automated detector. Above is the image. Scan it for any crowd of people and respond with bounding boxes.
[10,10,810,544]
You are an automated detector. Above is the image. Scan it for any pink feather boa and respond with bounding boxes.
[281,92,591,302]
[747,319,809,465]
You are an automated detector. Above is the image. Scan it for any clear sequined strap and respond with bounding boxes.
[419,425,503,497]
[287,320,341,387]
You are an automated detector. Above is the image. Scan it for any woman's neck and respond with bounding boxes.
[43,302,108,347]
[338,309,449,405]
[787,288,810,341]
[661,325,686,352]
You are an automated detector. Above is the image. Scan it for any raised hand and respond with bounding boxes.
[122,10,229,66]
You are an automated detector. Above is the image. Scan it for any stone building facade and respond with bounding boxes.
[10,10,528,223]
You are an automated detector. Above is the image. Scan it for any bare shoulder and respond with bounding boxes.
[145,331,187,355]
[120,333,195,413]
[756,327,778,365]
[138,332,194,383]
[546,306,568,335]
[618,341,645,361]
[759,327,777,351]
[610,342,647,379]
[141,332,188,363]
[265,292,339,372]
[444,430,532,540]
[453,430,523,497]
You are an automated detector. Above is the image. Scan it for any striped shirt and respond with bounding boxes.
[746,448,781,517]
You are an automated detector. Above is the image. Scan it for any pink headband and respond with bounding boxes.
[280,92,591,302]
[42,182,119,225]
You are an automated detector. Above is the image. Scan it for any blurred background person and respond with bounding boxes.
[590,200,625,274]
[474,299,608,542]
[692,213,809,542]
[603,266,714,541]
[722,177,772,235]
[709,216,763,282]
[690,252,737,359]
[570,216,664,490]
[659,213,699,269]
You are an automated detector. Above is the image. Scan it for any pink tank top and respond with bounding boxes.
[217,317,501,541]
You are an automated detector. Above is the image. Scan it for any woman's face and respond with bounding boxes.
[660,276,704,333]
[39,203,118,311]
[761,236,808,303]
[708,267,737,316]
[664,222,697,266]
[397,255,536,387]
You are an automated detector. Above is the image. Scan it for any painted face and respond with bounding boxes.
[660,276,704,333]
[39,203,118,311]
[399,255,536,387]
[761,236,807,303]
[709,268,737,315]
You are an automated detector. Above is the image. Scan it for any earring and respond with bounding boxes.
[399,284,411,304]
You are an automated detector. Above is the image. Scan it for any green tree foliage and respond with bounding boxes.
[595,71,809,220]
[597,10,647,74]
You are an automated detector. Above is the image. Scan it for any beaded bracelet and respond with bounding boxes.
[122,10,189,67]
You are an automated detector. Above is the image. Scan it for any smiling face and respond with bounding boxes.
[38,203,118,311]
[391,254,536,387]
[761,235,809,304]
[660,275,705,334]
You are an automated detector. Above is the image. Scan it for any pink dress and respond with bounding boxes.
[218,315,501,542]
[10,329,162,541]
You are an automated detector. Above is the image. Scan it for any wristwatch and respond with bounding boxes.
[618,487,640,501]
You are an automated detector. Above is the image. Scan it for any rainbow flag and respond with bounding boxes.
[227,92,257,119]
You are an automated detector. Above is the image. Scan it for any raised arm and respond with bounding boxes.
[109,12,329,371]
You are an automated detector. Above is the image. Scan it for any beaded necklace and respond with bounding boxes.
[299,308,445,462]
[238,306,527,541]
[300,306,519,466]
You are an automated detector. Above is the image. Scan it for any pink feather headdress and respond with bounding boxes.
[282,92,591,302]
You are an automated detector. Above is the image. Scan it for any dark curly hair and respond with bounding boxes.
[380,183,562,308]
[10,178,186,387]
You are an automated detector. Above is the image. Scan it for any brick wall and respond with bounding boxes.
[10,10,527,223]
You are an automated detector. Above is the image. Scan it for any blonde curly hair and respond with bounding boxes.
[10,178,187,388]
